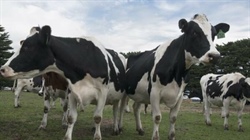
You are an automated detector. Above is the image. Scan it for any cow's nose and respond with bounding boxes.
[208,53,220,64]
[0,68,5,73]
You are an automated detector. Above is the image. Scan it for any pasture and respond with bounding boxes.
[0,90,250,140]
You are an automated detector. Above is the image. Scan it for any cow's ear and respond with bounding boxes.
[20,40,24,45]
[214,23,230,33]
[178,19,188,33]
[40,25,51,45]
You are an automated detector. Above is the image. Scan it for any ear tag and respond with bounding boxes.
[217,30,225,39]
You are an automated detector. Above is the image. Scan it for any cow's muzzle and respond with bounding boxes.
[0,66,15,78]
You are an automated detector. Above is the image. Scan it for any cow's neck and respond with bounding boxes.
[154,35,190,87]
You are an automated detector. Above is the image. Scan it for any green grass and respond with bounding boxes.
[0,90,250,140]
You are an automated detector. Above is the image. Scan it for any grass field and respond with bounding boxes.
[0,90,250,140]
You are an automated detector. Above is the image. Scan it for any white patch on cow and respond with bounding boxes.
[154,40,172,65]
[128,73,151,104]
[2,48,20,67]
[67,74,108,106]
[208,96,223,107]
[185,51,198,69]
[27,27,39,38]
[244,77,250,85]
[76,38,80,43]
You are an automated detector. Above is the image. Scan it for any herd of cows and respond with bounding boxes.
[1,13,250,140]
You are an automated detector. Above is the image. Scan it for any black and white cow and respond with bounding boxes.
[200,72,250,131]
[12,76,43,108]
[125,14,230,140]
[0,26,126,140]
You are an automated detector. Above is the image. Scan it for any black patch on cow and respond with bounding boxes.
[227,81,233,88]
[182,21,210,59]
[125,48,157,94]
[222,83,243,101]
[50,37,109,84]
[33,75,43,87]
[240,78,250,99]
[153,38,190,87]
[206,79,224,98]
[206,76,246,101]
[106,49,126,92]
[10,32,112,84]
[9,34,55,73]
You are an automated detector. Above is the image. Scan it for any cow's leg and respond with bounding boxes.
[150,93,161,140]
[144,104,148,114]
[39,90,51,130]
[203,97,211,126]
[38,78,45,96]
[64,93,77,140]
[93,88,108,140]
[61,97,68,129]
[133,102,144,135]
[14,86,23,108]
[237,100,246,132]
[223,99,230,130]
[118,94,128,132]
[112,100,119,135]
[124,97,131,113]
[168,94,183,140]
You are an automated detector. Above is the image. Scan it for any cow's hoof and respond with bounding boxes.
[205,121,211,126]
[238,127,244,132]
[168,132,175,140]
[119,127,123,133]
[38,126,46,130]
[14,105,21,108]
[224,126,229,130]
[112,130,120,135]
[62,124,68,129]
[136,129,144,136]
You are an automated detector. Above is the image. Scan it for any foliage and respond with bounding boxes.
[120,51,141,58]
[0,25,14,88]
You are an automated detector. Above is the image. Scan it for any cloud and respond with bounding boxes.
[0,0,249,53]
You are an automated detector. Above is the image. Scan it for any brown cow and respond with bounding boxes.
[38,72,69,130]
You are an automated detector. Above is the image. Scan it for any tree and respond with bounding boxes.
[0,25,14,88]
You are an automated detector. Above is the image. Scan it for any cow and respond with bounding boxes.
[12,76,43,108]
[125,14,230,140]
[0,26,126,140]
[200,72,250,131]
[39,72,69,130]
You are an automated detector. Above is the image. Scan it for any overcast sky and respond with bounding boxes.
[0,0,249,53]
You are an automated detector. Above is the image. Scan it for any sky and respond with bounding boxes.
[0,0,249,53]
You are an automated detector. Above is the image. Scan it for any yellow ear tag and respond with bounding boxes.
[217,30,225,39]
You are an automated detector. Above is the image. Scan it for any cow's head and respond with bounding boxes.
[240,78,250,101]
[0,26,55,79]
[179,14,230,66]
